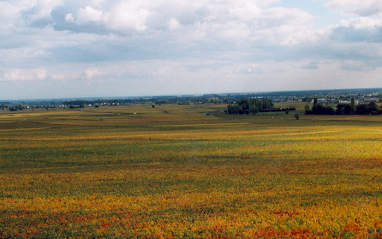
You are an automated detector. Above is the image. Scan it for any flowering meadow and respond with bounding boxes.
[1,104,382,238]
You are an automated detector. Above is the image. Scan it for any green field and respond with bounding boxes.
[1,104,382,238]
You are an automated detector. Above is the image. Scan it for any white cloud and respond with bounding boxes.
[0,2,21,33]
[107,2,152,32]
[82,68,101,79]
[76,6,106,24]
[23,0,64,24]
[65,13,75,22]
[36,68,47,80]
[227,1,262,21]
[46,0,316,46]
[325,0,382,16]
[50,74,65,80]
[3,0,382,100]
[167,18,181,31]
[336,17,382,29]
[329,17,382,43]
[1,68,47,81]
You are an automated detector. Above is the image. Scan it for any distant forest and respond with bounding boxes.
[225,98,274,115]
[305,97,381,115]
[226,97,382,116]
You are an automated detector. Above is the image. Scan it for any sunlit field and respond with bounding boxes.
[1,104,382,238]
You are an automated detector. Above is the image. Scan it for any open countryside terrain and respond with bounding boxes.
[1,103,382,238]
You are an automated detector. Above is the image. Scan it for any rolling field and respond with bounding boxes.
[1,104,382,238]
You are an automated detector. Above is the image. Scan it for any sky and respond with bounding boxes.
[1,0,382,100]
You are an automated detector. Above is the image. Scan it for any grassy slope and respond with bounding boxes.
[1,104,382,238]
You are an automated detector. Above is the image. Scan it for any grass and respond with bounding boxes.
[1,103,382,238]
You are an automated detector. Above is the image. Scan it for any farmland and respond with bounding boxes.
[1,104,382,238]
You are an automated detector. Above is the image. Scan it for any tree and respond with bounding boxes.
[356,104,369,115]
[336,103,352,115]
[304,104,312,114]
[368,102,378,115]
[312,104,334,115]
[0,104,7,110]
[335,104,344,115]
[350,97,355,114]
[343,104,352,115]
[295,114,300,120]
[313,97,318,107]
[326,106,335,115]
[9,106,18,111]
[226,98,273,115]
[249,105,258,115]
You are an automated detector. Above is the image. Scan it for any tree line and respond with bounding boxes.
[305,97,382,115]
[226,98,273,115]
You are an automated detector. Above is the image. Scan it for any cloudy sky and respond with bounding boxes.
[1,0,382,100]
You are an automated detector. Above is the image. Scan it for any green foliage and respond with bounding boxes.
[335,103,352,115]
[227,98,273,115]
[368,102,379,115]
[355,102,380,115]
[335,101,381,115]
[8,104,27,111]
[304,104,311,114]
[350,97,355,113]
[311,104,334,115]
